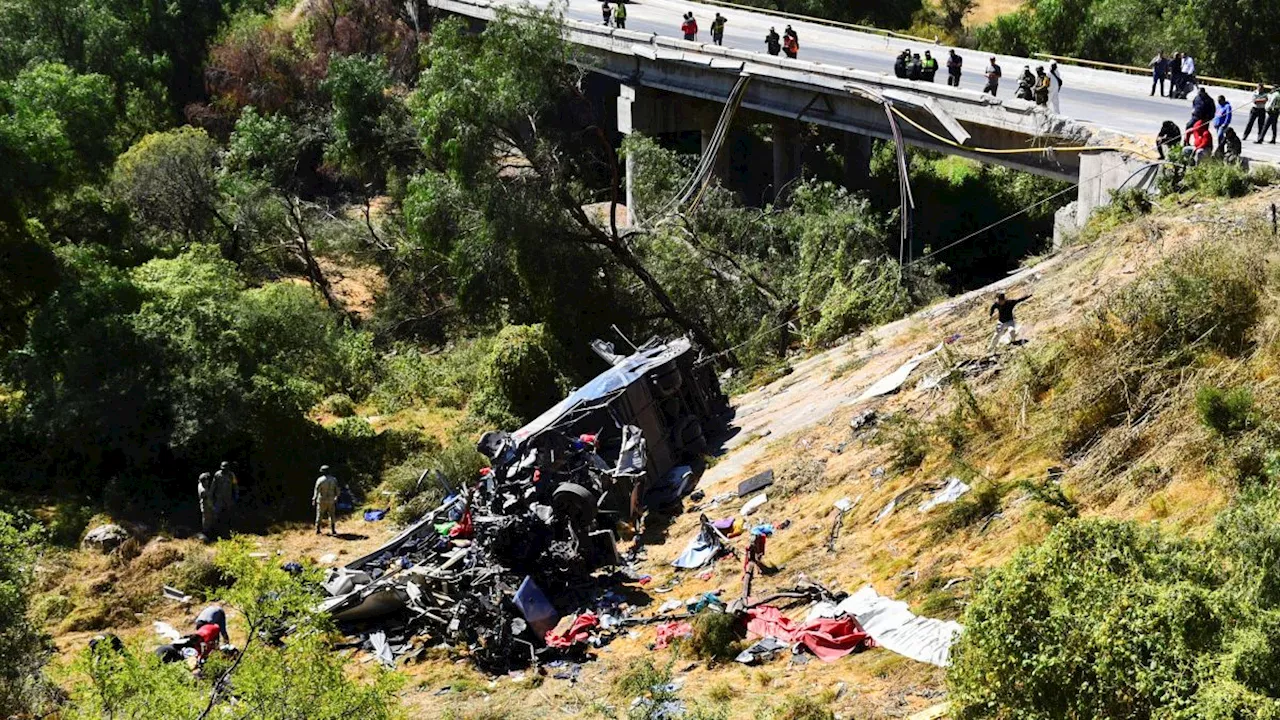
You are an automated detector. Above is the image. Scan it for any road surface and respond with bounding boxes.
[498,0,1280,165]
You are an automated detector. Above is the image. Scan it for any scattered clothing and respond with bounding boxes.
[544,612,599,648]
[654,621,694,649]
[363,508,388,522]
[735,636,788,664]
[740,493,768,516]
[745,605,871,662]
[672,516,725,569]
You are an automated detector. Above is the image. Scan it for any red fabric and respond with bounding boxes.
[680,20,692,34]
[745,606,871,662]
[544,612,598,648]
[193,622,221,659]
[654,621,694,650]
[1186,121,1211,150]
[449,510,473,538]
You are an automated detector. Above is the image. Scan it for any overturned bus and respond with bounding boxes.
[318,336,726,669]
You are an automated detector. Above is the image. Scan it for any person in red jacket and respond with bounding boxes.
[191,621,223,662]
[1183,119,1212,164]
[680,12,696,40]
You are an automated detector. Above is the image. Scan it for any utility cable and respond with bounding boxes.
[695,156,1165,365]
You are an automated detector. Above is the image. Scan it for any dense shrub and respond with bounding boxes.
[879,413,929,472]
[1054,242,1263,451]
[0,512,55,717]
[686,612,744,663]
[470,324,568,427]
[1183,160,1252,198]
[1196,386,1256,436]
[951,491,1280,719]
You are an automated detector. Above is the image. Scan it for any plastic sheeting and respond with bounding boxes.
[672,520,723,569]
[853,344,943,404]
[837,585,962,667]
[918,477,971,513]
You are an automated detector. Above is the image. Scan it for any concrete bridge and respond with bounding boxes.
[424,0,1228,229]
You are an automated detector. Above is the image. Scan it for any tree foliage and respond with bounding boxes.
[0,512,54,717]
[69,539,403,719]
[951,491,1280,719]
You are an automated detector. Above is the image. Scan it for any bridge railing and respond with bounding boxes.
[1032,52,1256,90]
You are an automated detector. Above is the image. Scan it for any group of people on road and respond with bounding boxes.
[601,1,626,28]
[893,49,939,82]
[1012,64,1061,110]
[763,25,798,58]
[679,11,729,44]
[1149,51,1197,99]
[1164,83,1280,165]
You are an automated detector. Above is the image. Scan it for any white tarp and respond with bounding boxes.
[918,477,972,513]
[853,344,943,404]
[837,585,963,667]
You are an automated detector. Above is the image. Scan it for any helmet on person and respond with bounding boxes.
[220,461,230,469]
[199,472,212,481]
[320,465,331,473]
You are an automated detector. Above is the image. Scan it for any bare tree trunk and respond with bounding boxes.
[283,196,346,319]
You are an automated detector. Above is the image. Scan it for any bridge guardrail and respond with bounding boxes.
[1032,52,1256,90]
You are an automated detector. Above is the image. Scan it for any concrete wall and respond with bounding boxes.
[1075,151,1157,227]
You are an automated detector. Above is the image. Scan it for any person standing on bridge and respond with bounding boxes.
[613,1,625,28]
[1180,53,1196,97]
[909,53,923,81]
[983,57,1002,97]
[782,26,798,59]
[1048,61,1062,113]
[1169,52,1185,98]
[922,51,938,82]
[711,13,726,46]
[946,50,962,86]
[765,27,780,55]
[1213,94,1233,148]
[1263,86,1280,144]
[1150,52,1169,97]
[1243,84,1269,142]
[602,2,611,26]
[1033,66,1050,106]
[1190,87,1214,128]
[894,49,910,78]
[681,12,696,41]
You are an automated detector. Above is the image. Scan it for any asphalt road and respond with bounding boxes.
[508,0,1280,165]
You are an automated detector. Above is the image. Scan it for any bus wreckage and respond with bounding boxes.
[318,337,726,671]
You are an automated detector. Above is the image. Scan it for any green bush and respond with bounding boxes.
[877,413,928,473]
[384,440,486,525]
[163,549,227,600]
[1183,160,1252,198]
[1054,242,1264,452]
[685,612,744,663]
[950,493,1280,719]
[371,337,494,413]
[1250,164,1280,187]
[469,324,567,427]
[321,393,357,417]
[1196,385,1256,436]
[771,695,834,720]
[0,512,55,717]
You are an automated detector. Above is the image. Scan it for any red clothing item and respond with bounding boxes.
[745,605,872,662]
[544,612,598,648]
[654,621,694,650]
[193,622,221,659]
[1186,121,1211,150]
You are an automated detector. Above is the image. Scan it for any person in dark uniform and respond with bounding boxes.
[988,291,1032,353]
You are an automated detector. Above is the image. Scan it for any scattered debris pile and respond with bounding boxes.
[320,337,727,672]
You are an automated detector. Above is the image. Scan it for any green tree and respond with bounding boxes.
[323,54,393,184]
[407,11,719,354]
[0,512,54,717]
[111,127,242,256]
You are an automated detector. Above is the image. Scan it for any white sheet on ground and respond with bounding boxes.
[853,343,943,404]
[837,585,963,667]
[918,477,972,513]
[153,621,182,642]
[874,497,897,523]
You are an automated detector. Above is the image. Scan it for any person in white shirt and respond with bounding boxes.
[1048,61,1062,114]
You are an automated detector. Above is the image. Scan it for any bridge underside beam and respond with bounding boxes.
[593,57,1081,183]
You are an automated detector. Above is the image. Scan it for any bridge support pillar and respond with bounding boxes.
[842,133,873,191]
[1067,150,1158,244]
[772,121,801,201]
